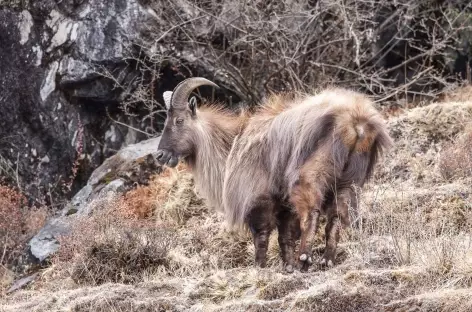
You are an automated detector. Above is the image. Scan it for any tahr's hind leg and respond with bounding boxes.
[276,207,300,273]
[290,180,323,272]
[348,187,361,230]
[320,187,353,267]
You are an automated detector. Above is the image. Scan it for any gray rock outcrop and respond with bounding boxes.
[28,136,162,262]
[0,0,154,203]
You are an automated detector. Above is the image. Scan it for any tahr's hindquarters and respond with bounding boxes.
[240,89,392,272]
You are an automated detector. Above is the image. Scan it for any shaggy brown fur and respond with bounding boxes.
[187,105,248,212]
[222,88,392,270]
[157,79,392,272]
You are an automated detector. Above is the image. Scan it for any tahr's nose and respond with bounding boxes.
[156,149,169,165]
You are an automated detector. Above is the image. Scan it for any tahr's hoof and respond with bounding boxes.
[299,253,312,263]
[284,264,294,273]
[298,253,313,272]
[319,257,334,268]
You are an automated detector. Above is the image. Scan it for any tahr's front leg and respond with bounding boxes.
[246,200,275,268]
[276,208,300,273]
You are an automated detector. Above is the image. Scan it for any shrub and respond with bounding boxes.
[133,0,472,113]
[55,194,177,286]
[116,163,195,222]
[70,222,176,285]
[0,184,48,267]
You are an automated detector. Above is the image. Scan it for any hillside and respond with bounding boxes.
[1,0,472,311]
[2,93,472,312]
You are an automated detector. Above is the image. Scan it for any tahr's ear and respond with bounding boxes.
[163,91,173,110]
[189,96,197,116]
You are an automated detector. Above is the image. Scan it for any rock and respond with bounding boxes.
[88,136,162,187]
[28,217,70,262]
[73,136,163,216]
[0,0,240,206]
[0,0,153,203]
[28,136,162,262]
[65,183,93,216]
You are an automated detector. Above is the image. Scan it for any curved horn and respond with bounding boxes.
[170,77,219,109]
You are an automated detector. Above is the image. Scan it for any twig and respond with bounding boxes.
[105,107,154,136]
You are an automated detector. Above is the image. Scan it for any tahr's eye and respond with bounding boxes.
[176,118,184,125]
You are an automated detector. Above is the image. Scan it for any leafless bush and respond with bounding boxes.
[71,224,175,285]
[90,0,472,137]
[134,0,472,108]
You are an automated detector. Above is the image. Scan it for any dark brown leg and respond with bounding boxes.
[246,198,275,268]
[276,207,300,273]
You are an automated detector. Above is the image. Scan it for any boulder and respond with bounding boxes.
[28,136,162,262]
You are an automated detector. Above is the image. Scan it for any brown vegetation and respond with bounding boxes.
[0,185,48,270]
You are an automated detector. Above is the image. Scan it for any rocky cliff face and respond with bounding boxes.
[2,0,470,209]
[0,0,156,205]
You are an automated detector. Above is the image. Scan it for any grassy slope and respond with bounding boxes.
[2,96,472,312]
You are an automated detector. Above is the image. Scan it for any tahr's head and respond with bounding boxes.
[156,77,219,167]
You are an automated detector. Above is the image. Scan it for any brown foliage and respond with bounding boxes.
[118,185,156,219]
[116,163,189,220]
[0,185,48,266]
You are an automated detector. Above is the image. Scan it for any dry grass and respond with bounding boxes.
[439,125,472,181]
[49,163,272,289]
[116,162,190,220]
[441,84,472,103]
[53,192,177,286]
[3,98,472,310]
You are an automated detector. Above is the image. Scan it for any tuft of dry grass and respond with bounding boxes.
[116,162,188,220]
[441,84,472,103]
[70,224,175,285]
[257,274,307,300]
[54,195,177,286]
[439,125,472,181]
